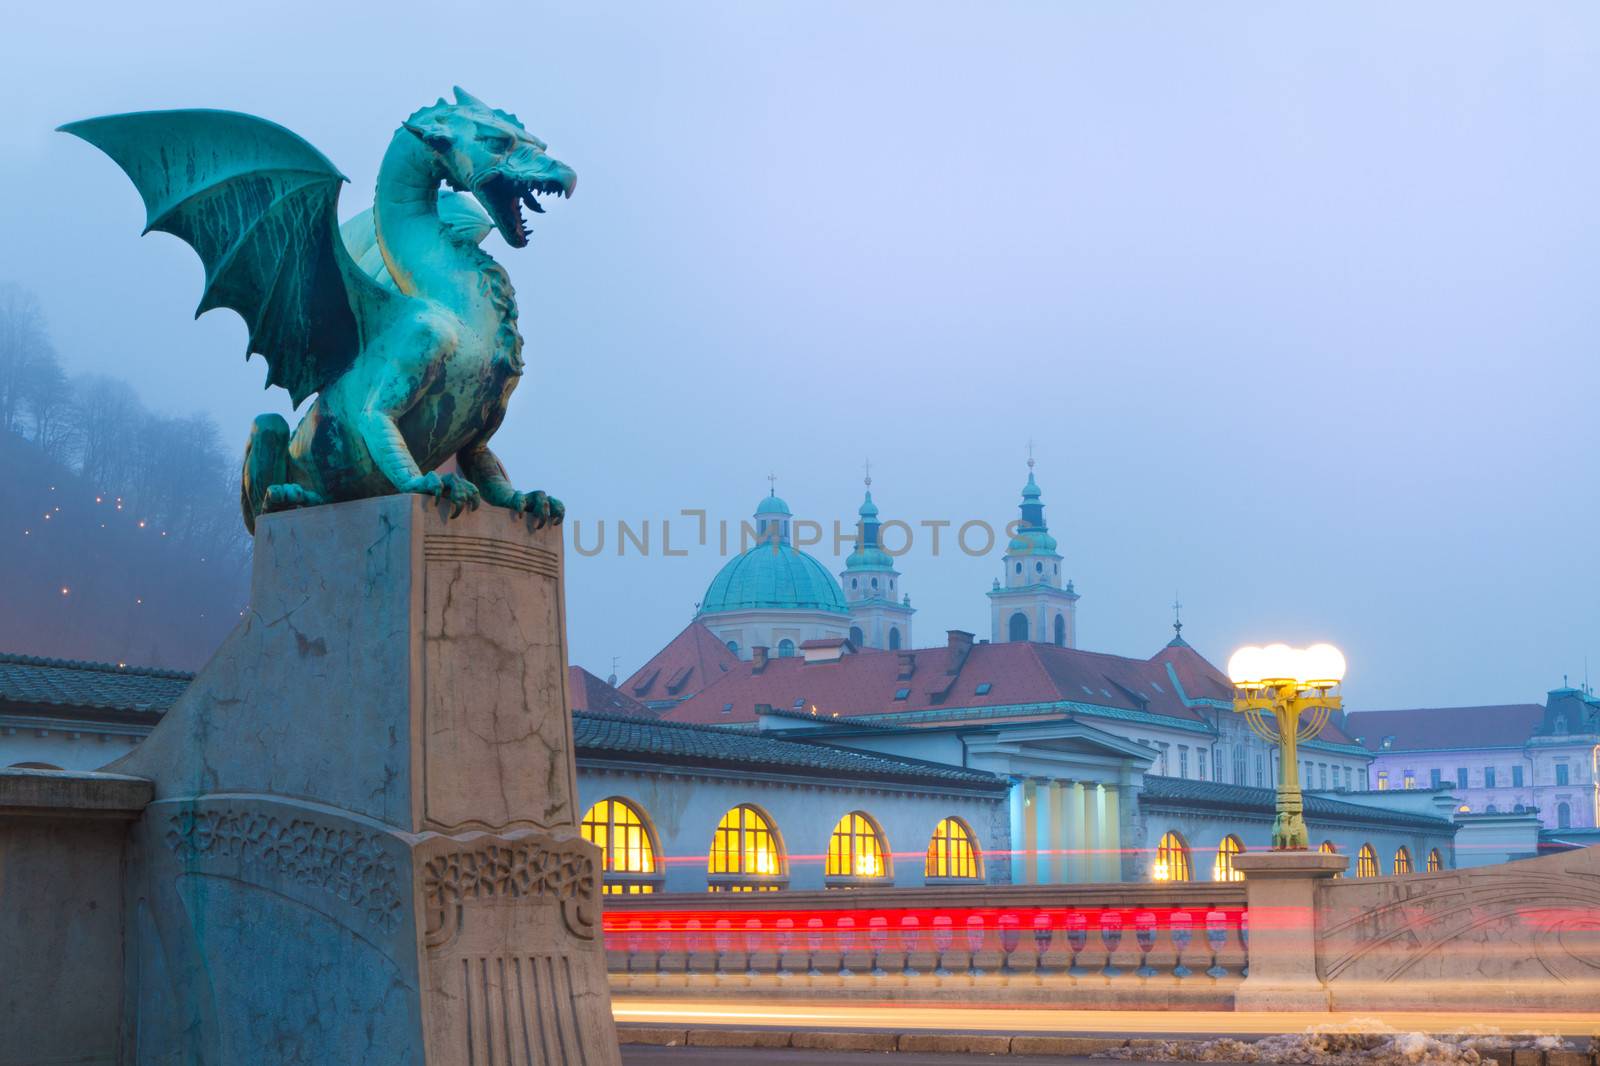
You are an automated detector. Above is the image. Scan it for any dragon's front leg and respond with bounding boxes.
[458,442,563,527]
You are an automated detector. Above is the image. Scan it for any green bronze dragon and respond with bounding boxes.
[60,87,575,533]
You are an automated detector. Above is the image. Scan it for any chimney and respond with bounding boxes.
[897,651,916,680]
[751,646,769,673]
[946,630,975,674]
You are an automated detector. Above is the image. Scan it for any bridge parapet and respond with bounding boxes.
[601,883,1247,1005]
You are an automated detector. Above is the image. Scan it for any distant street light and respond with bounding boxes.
[1228,643,1346,850]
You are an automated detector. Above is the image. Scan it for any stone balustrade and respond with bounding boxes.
[601,883,1248,1004]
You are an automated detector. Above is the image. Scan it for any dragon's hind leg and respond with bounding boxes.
[241,413,324,534]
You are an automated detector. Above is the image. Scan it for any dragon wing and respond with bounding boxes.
[60,109,400,408]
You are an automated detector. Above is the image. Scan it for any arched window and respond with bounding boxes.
[776,639,796,658]
[1393,846,1413,874]
[826,811,890,884]
[1557,802,1571,828]
[1153,831,1192,882]
[887,627,901,650]
[579,798,661,894]
[925,817,982,881]
[849,626,864,648]
[1015,562,1022,574]
[1318,840,1342,877]
[708,805,785,891]
[1485,804,1498,813]
[1053,613,1066,647]
[726,640,739,655]
[1356,843,1378,878]
[1212,835,1245,882]
[1008,612,1029,642]
[1426,848,1442,872]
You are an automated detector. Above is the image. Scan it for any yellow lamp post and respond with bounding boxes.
[1227,643,1346,850]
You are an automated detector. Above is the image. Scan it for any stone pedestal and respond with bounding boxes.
[1231,851,1347,1011]
[108,496,619,1065]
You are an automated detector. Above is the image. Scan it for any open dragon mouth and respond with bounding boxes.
[475,172,571,249]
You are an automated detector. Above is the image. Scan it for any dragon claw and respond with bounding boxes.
[510,490,564,528]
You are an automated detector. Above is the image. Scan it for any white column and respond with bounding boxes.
[1022,780,1040,884]
[1065,781,1087,882]
[1102,785,1122,882]
[1045,780,1064,883]
[1085,783,1106,883]
[1008,780,1026,884]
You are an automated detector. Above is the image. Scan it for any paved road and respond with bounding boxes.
[612,996,1600,1039]
[621,1049,1130,1065]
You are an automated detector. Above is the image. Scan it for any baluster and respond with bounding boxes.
[932,914,954,977]
[964,913,987,977]
[1032,911,1053,977]
[1170,910,1193,978]
[1099,909,1124,977]
[868,915,889,977]
[684,918,702,976]
[1204,909,1227,978]
[836,915,856,978]
[713,918,733,977]
[1134,910,1158,977]
[899,915,922,977]
[1066,909,1088,977]
[625,919,643,974]
[655,917,673,977]
[805,917,824,977]
[775,917,795,978]
[998,912,1021,975]
[743,917,762,977]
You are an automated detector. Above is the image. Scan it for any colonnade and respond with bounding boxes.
[1008,778,1121,884]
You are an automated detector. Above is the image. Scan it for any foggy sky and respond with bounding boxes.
[3,2,1597,709]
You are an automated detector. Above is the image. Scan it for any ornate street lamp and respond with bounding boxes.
[1227,643,1346,850]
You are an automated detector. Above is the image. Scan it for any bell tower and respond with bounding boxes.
[987,456,1078,646]
[840,465,914,650]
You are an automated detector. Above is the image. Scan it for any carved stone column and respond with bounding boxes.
[111,496,619,1065]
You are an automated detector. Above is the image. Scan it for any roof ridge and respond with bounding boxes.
[0,651,195,680]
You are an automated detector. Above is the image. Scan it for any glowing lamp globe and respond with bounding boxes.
[1228,642,1346,688]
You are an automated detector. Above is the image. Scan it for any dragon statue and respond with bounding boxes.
[60,87,576,533]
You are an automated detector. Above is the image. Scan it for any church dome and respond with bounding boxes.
[700,544,849,615]
[755,494,792,516]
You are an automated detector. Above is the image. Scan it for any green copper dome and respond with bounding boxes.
[700,543,850,615]
[755,494,792,516]
[844,489,894,571]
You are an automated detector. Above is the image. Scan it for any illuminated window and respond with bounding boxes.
[1212,835,1245,882]
[1403,773,1415,790]
[1376,771,1389,791]
[925,817,982,881]
[1152,831,1192,882]
[1393,846,1412,874]
[1319,840,1342,877]
[826,811,890,884]
[707,805,785,891]
[579,798,660,895]
[1356,843,1378,878]
[1426,848,1442,872]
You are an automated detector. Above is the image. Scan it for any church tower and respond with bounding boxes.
[840,472,914,650]
[988,459,1078,646]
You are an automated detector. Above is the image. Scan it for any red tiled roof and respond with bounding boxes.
[1345,704,1546,752]
[621,622,740,704]
[567,666,658,718]
[662,638,1228,726]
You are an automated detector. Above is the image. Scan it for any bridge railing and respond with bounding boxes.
[601,882,1247,1002]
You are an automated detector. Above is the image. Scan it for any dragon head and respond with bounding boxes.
[403,87,576,248]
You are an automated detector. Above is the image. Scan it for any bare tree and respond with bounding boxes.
[0,284,54,436]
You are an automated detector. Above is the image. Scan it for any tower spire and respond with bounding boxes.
[1169,595,1189,647]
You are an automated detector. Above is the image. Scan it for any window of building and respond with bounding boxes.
[1512,765,1524,788]
[1556,763,1570,786]
[849,626,863,647]
[1356,844,1378,878]
[776,639,796,658]
[1376,771,1389,791]
[1558,802,1571,829]
[1153,831,1192,882]
[1320,764,1329,790]
[893,687,910,700]
[1178,746,1189,778]
[888,627,902,650]
[579,798,661,895]
[1344,766,1353,791]
[925,817,982,881]
[1157,742,1170,775]
[826,811,890,884]
[975,682,992,695]
[1430,768,1442,788]
[1426,848,1442,872]
[1403,772,1415,790]
[1393,846,1413,875]
[1233,746,1247,785]
[1318,840,1342,877]
[1212,835,1245,882]
[1198,750,1208,782]
[708,805,785,891]
[1256,752,1266,787]
[1485,804,1498,813]
[726,640,739,655]
[1484,767,1496,789]
[1457,767,1468,788]
[1053,614,1066,646]
[1008,612,1029,642]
